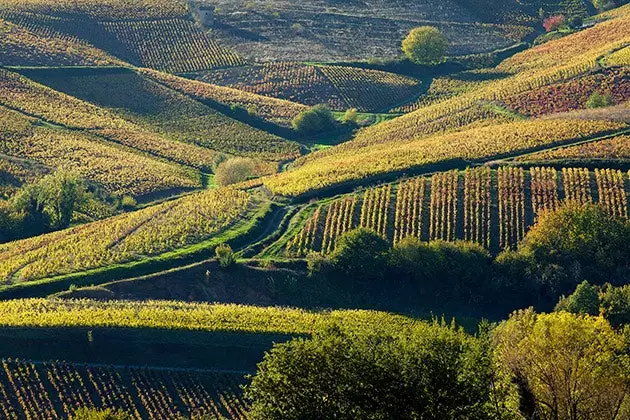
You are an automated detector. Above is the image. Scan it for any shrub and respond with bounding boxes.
[216,243,237,268]
[292,105,337,135]
[72,408,133,420]
[586,91,614,109]
[120,195,137,210]
[342,108,358,124]
[245,321,499,419]
[554,280,600,315]
[543,15,567,32]
[329,228,390,283]
[389,238,492,301]
[214,157,255,186]
[401,26,449,65]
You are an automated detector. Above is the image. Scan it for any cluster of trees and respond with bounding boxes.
[309,202,630,311]
[246,309,630,419]
[0,170,84,242]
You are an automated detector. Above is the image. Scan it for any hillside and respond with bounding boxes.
[0,0,243,72]
[203,0,532,62]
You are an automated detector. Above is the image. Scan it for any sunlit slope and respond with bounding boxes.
[0,188,252,286]
[263,9,630,196]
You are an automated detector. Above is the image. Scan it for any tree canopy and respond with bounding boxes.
[401,26,449,65]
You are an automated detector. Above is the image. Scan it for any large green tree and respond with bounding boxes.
[402,26,449,65]
[494,310,630,420]
[329,228,390,283]
[245,321,501,419]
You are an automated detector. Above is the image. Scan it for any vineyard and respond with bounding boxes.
[502,67,630,117]
[339,11,630,150]
[195,63,423,112]
[284,165,630,255]
[0,188,252,285]
[265,119,626,197]
[0,18,122,67]
[0,4,243,73]
[206,0,529,62]
[140,68,307,127]
[0,359,248,419]
[24,68,299,160]
[516,134,630,164]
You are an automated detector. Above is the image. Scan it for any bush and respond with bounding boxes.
[245,321,499,419]
[586,91,614,109]
[543,15,566,32]
[342,108,358,124]
[401,26,449,65]
[216,243,237,268]
[555,280,600,315]
[389,238,492,301]
[292,105,338,135]
[329,228,390,283]
[214,157,255,187]
[120,195,137,210]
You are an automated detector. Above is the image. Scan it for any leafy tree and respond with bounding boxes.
[214,157,255,187]
[329,228,390,283]
[599,283,630,327]
[516,202,630,297]
[543,14,567,32]
[246,321,501,419]
[586,91,614,108]
[494,310,630,420]
[554,280,600,315]
[401,26,449,65]
[292,104,338,135]
[216,243,237,268]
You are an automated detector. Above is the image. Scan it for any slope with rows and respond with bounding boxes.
[281,165,630,255]
[194,62,423,112]
[205,0,531,62]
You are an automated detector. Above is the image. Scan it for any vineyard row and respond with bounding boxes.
[286,166,630,254]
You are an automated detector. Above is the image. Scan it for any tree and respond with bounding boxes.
[554,280,600,315]
[516,202,630,297]
[586,91,614,109]
[245,321,501,419]
[401,26,449,65]
[494,310,630,420]
[342,108,358,124]
[543,15,566,32]
[599,283,630,327]
[329,228,390,283]
[216,243,237,268]
[292,104,337,135]
[11,170,83,231]
[214,157,255,187]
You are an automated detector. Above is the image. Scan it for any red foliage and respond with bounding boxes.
[503,68,630,117]
[543,15,566,32]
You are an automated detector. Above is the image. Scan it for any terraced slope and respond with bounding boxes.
[203,0,531,62]
[0,0,243,72]
[23,68,300,160]
[278,165,630,255]
[261,9,630,196]
[195,62,423,112]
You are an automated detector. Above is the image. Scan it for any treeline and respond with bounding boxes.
[307,201,630,312]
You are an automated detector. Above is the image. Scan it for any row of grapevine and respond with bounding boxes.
[284,166,630,255]
[463,167,491,248]
[0,359,249,419]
